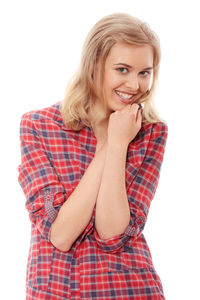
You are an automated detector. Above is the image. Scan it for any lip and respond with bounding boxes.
[115,90,138,104]
[115,90,138,96]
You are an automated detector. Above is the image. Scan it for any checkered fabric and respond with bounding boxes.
[18,102,168,299]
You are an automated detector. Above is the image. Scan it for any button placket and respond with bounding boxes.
[44,189,57,223]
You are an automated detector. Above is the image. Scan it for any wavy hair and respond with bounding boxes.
[60,13,166,130]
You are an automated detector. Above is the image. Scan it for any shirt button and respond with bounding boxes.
[45,191,51,200]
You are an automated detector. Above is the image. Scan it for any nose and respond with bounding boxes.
[125,73,139,91]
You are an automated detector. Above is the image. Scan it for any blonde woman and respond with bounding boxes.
[18,13,168,299]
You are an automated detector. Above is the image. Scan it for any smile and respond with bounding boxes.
[115,90,137,102]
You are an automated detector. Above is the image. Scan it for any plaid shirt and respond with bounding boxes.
[18,102,168,299]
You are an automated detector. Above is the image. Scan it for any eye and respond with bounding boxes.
[116,67,128,74]
[139,71,150,76]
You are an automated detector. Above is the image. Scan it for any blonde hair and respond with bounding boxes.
[60,13,166,130]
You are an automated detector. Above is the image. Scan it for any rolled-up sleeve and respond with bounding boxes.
[94,122,168,253]
[18,114,67,242]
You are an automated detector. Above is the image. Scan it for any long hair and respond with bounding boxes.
[60,13,166,131]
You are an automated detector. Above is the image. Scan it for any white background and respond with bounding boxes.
[0,0,199,299]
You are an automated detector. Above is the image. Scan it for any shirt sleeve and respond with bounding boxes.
[18,114,67,243]
[93,122,168,253]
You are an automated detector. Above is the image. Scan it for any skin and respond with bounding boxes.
[50,42,154,250]
[103,42,154,115]
[91,42,154,148]
[93,42,154,239]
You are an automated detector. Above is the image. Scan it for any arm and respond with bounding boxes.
[94,121,168,253]
[50,144,106,251]
[95,142,131,239]
[18,114,107,252]
[95,104,141,240]
[94,104,168,253]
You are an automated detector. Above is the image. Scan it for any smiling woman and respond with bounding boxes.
[101,43,154,110]
[18,12,168,300]
[60,13,164,131]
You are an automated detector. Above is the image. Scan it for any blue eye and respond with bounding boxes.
[117,67,128,73]
[140,71,150,76]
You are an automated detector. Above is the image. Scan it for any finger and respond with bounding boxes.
[128,104,141,117]
[129,103,139,113]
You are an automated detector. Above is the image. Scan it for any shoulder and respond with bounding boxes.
[141,121,168,140]
[127,121,168,162]
[19,102,65,140]
[20,102,62,124]
[132,120,168,144]
[19,102,67,135]
[128,121,168,157]
[150,122,168,142]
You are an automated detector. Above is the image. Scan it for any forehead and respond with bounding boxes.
[106,42,154,67]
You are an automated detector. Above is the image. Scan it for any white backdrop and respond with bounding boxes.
[0,0,199,299]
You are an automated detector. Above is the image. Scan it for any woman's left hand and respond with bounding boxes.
[107,103,142,146]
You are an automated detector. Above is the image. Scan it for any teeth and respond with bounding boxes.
[116,91,133,100]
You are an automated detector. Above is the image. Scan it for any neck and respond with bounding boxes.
[88,101,110,128]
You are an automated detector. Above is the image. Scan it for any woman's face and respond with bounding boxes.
[101,42,154,113]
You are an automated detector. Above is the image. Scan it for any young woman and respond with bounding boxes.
[18,13,168,300]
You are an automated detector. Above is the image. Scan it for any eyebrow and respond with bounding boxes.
[114,63,153,70]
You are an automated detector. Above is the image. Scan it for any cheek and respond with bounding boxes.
[140,79,151,92]
[104,70,123,92]
[104,77,119,93]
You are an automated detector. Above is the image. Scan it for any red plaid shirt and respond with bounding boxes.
[18,102,168,299]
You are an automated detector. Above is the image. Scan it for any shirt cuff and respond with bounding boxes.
[93,212,146,253]
[29,187,65,243]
